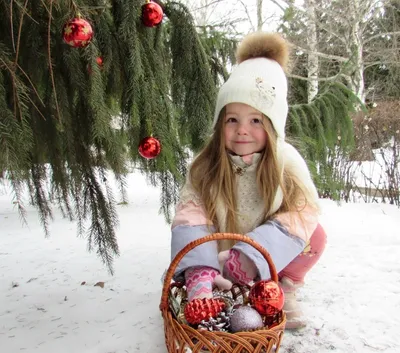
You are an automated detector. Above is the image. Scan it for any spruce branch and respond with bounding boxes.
[10,0,15,52]
[10,0,37,22]
[31,164,53,237]
[14,0,28,66]
[0,57,22,120]
[0,0,220,273]
[9,173,29,228]
[47,0,62,122]
[39,0,51,15]
[1,53,45,121]
[16,63,45,108]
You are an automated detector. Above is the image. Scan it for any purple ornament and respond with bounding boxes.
[230,305,264,333]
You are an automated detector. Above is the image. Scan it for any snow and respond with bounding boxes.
[1,171,400,353]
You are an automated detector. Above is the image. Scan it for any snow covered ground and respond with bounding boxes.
[1,171,399,353]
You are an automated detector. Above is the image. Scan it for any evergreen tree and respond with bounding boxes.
[278,1,363,199]
[0,0,216,272]
[0,0,361,272]
[287,82,359,199]
[197,26,239,84]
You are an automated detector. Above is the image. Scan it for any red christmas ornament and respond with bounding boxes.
[249,280,285,317]
[63,18,93,48]
[141,1,164,27]
[138,136,161,159]
[88,57,103,74]
[96,57,103,67]
[184,298,225,325]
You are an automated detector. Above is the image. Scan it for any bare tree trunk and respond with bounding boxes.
[198,0,211,26]
[304,0,319,102]
[347,0,366,102]
[257,0,263,30]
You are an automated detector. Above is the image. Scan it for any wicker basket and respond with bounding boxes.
[160,233,286,353]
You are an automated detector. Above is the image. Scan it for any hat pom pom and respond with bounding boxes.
[236,32,289,70]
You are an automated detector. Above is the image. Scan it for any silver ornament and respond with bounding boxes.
[230,305,264,333]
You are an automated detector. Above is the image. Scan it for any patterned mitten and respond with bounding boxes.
[219,249,258,285]
[185,267,232,301]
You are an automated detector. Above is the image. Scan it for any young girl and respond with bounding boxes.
[170,32,327,329]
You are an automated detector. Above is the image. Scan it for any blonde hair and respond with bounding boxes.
[189,109,319,248]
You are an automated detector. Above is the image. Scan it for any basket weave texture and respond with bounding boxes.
[160,233,286,353]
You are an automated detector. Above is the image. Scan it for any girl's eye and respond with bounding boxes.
[252,118,262,124]
[226,117,237,123]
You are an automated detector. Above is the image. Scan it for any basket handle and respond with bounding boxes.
[160,232,278,311]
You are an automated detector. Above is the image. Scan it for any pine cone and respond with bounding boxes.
[184,298,225,325]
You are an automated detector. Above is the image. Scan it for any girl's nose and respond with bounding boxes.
[237,123,248,135]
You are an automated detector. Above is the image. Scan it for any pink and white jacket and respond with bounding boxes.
[171,142,319,281]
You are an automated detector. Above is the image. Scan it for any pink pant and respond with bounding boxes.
[278,223,327,284]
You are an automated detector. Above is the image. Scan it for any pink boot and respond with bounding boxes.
[280,277,307,330]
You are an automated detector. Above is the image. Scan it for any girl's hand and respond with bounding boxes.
[185,267,232,301]
[219,249,257,285]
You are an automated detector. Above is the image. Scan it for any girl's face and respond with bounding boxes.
[223,103,268,156]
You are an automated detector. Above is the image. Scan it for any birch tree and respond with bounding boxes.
[280,0,400,103]
[304,0,319,102]
[257,0,263,30]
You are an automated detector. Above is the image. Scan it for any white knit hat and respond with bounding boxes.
[213,32,289,139]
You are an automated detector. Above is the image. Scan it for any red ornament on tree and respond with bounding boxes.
[184,298,225,325]
[96,57,103,67]
[249,280,285,317]
[141,0,164,27]
[138,136,161,159]
[63,18,93,48]
[88,57,103,74]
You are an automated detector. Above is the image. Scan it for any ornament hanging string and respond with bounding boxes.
[151,0,165,9]
[70,0,79,14]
